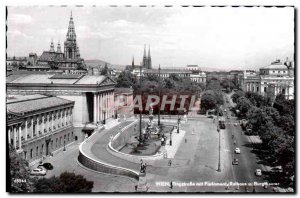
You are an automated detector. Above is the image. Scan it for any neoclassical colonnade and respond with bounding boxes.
[93,90,115,124]
[8,107,73,151]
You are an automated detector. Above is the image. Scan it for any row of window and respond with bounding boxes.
[24,131,74,160]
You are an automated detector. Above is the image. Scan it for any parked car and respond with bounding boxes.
[235,147,241,154]
[232,158,239,165]
[30,167,47,176]
[207,115,214,119]
[255,169,262,176]
[234,123,238,127]
[41,162,54,170]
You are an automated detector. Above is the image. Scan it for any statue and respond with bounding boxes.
[140,160,147,173]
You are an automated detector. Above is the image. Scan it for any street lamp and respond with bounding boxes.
[217,125,221,172]
[63,140,66,151]
[177,116,180,133]
[158,64,161,126]
[103,110,106,125]
[169,128,172,146]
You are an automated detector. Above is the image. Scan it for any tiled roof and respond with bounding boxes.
[261,64,288,70]
[115,88,133,94]
[7,94,48,103]
[7,96,74,114]
[75,75,106,84]
[49,74,83,79]
[7,74,111,85]
[38,51,64,61]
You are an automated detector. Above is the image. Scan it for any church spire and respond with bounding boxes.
[148,45,151,58]
[147,45,152,69]
[50,39,55,52]
[66,11,76,41]
[132,56,135,68]
[57,40,61,53]
[143,44,146,58]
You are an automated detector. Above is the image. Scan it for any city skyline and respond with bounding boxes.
[7,6,294,70]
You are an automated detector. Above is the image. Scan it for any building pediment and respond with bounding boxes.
[99,76,116,86]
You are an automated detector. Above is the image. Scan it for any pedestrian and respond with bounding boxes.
[135,185,138,191]
[168,160,172,166]
[185,138,187,143]
[170,181,173,189]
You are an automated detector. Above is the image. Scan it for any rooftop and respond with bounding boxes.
[7,95,74,114]
[7,73,113,86]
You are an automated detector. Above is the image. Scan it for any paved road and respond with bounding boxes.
[222,93,274,192]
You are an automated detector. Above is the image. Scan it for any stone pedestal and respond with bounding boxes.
[137,172,148,192]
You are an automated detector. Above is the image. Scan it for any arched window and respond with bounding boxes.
[68,49,72,59]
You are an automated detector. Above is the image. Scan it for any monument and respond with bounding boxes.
[137,160,149,192]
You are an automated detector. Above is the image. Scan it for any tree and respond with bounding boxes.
[235,96,252,118]
[116,71,137,88]
[9,145,35,192]
[206,79,222,90]
[231,90,245,103]
[34,172,94,192]
[221,78,235,93]
[273,94,295,116]
[201,91,218,111]
[100,63,109,75]
[169,73,181,82]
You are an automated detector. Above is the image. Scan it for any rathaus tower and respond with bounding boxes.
[64,12,81,63]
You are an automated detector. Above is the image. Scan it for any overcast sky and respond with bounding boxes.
[7,6,294,70]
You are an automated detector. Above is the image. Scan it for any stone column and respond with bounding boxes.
[13,126,17,149]
[112,91,115,118]
[42,115,44,135]
[36,116,39,137]
[93,93,97,124]
[65,109,67,125]
[8,127,11,145]
[18,125,22,149]
[31,118,34,138]
[52,112,54,131]
[96,93,99,122]
[61,110,63,127]
[97,93,100,122]
[100,93,103,121]
[70,109,73,123]
[25,120,28,141]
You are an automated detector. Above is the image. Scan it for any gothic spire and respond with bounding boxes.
[132,56,134,68]
[148,45,151,58]
[50,39,55,52]
[143,44,146,58]
[66,11,76,41]
[57,40,61,53]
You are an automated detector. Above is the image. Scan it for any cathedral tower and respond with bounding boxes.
[64,11,78,60]
[50,40,55,52]
[147,45,152,69]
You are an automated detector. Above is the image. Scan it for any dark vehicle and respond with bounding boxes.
[41,162,54,170]
[232,158,239,165]
[219,120,226,129]
[207,115,214,119]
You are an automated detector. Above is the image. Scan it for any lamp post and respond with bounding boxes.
[158,64,161,126]
[169,129,172,146]
[177,115,180,133]
[217,125,221,172]
[138,64,143,146]
[63,140,66,151]
[103,110,106,125]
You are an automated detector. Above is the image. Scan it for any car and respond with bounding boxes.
[207,115,214,119]
[234,148,241,154]
[255,169,262,176]
[30,167,47,176]
[234,123,238,127]
[232,158,239,165]
[42,162,54,170]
